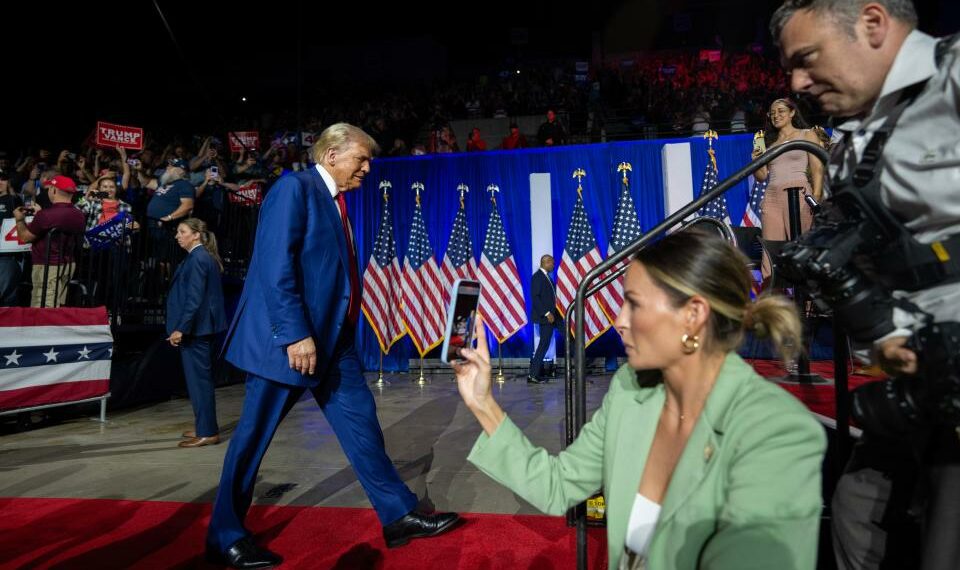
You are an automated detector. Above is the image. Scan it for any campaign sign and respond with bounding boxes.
[96,121,144,150]
[1,217,34,253]
[229,131,260,153]
[228,182,263,206]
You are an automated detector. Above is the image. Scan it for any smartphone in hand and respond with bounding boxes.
[440,279,481,364]
[753,132,766,155]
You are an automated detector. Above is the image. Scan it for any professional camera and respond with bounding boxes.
[777,194,896,344]
[777,190,960,434]
[851,323,960,438]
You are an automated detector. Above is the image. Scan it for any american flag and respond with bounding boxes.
[556,192,610,345]
[477,191,527,342]
[743,176,768,298]
[401,189,446,356]
[597,173,642,322]
[439,198,478,306]
[0,307,112,412]
[696,149,731,225]
[741,176,767,228]
[361,186,406,353]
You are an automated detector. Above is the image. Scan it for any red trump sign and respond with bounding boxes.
[96,121,144,150]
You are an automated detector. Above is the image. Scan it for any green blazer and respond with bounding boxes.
[468,353,827,569]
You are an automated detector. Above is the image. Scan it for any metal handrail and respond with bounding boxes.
[566,140,830,569]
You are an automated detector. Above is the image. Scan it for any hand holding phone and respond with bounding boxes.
[752,131,766,156]
[449,314,504,430]
[441,279,481,363]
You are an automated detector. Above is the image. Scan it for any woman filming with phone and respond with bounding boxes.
[752,98,825,283]
[451,230,826,569]
[77,175,135,232]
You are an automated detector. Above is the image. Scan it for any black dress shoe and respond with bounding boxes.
[206,537,282,569]
[527,376,546,384]
[383,510,460,548]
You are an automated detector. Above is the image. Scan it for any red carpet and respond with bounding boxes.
[747,359,883,420]
[4,362,881,569]
[0,497,608,569]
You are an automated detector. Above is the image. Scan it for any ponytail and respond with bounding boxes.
[180,217,224,273]
[199,230,224,273]
[744,294,803,363]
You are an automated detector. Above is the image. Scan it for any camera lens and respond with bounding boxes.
[851,378,925,439]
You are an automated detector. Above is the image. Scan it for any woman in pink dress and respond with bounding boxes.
[753,98,825,282]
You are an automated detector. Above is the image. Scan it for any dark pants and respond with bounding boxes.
[206,339,418,552]
[833,428,960,570]
[529,319,559,379]
[180,334,219,437]
[0,255,21,306]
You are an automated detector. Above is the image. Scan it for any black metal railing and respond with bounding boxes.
[564,140,832,569]
[19,195,261,327]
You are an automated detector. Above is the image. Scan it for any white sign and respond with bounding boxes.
[1,217,33,253]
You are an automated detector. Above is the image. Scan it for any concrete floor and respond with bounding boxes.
[0,372,609,516]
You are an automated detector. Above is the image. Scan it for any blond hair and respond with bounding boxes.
[636,230,802,363]
[179,218,223,273]
[310,123,380,165]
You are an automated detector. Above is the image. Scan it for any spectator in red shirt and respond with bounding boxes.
[466,128,487,152]
[501,123,527,150]
[12,175,86,307]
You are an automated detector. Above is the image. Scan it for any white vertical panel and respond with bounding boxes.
[529,173,556,361]
[662,143,694,219]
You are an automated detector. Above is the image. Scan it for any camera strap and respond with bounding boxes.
[832,34,960,292]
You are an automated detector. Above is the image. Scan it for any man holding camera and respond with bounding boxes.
[12,175,85,308]
[773,1,960,568]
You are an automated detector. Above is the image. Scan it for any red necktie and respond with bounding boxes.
[336,193,361,325]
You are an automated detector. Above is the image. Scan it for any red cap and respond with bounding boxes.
[45,175,78,193]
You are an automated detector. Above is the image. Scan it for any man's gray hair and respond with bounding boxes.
[310,123,380,164]
[770,0,918,44]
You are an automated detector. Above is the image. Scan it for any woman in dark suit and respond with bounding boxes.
[166,217,227,448]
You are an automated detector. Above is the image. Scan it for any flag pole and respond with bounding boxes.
[496,340,505,384]
[374,350,389,388]
[417,356,427,386]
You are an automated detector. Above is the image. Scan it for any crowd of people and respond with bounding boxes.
[5,2,958,566]
[0,44,798,312]
[0,135,270,314]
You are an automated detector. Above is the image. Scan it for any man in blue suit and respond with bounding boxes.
[206,124,459,569]
[529,254,561,383]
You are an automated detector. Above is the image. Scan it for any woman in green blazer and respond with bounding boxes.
[453,231,827,569]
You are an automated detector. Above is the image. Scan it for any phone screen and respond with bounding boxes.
[441,279,481,363]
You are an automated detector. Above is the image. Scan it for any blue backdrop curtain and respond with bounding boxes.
[346,133,757,371]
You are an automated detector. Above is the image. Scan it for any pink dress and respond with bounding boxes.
[760,137,815,279]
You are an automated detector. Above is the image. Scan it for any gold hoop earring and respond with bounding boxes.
[681,333,700,354]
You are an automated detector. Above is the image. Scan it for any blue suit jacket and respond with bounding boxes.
[223,168,354,387]
[166,246,227,337]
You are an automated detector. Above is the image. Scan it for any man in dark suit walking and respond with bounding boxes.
[529,254,561,383]
[206,124,459,569]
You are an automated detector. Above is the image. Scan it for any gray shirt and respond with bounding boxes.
[829,31,960,341]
